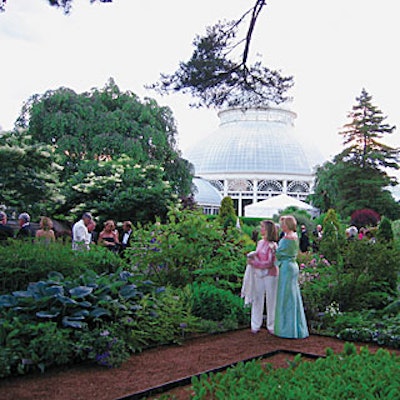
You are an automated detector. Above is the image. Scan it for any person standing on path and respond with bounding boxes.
[244,220,279,334]
[274,215,309,339]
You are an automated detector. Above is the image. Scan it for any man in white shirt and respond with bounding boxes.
[72,212,93,251]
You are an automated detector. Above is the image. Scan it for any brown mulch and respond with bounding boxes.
[0,329,398,400]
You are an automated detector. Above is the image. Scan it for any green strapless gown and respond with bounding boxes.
[274,238,309,339]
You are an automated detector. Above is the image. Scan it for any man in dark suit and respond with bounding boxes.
[299,224,310,252]
[0,211,14,242]
[120,220,133,255]
[16,212,35,240]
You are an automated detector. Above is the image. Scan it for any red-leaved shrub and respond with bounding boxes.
[350,208,380,229]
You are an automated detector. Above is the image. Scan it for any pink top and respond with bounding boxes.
[251,239,278,276]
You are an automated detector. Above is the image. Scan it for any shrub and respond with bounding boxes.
[126,206,249,291]
[337,240,399,310]
[320,209,343,263]
[191,282,249,326]
[217,196,237,229]
[0,241,124,294]
[0,270,196,377]
[376,216,394,242]
[350,208,380,229]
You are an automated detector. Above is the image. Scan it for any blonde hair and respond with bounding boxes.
[261,220,278,242]
[104,220,116,230]
[40,216,53,231]
[280,215,297,232]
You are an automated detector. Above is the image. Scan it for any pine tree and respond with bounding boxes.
[336,88,398,171]
[312,89,400,219]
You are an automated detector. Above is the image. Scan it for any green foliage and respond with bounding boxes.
[320,209,343,262]
[217,196,237,229]
[0,241,124,294]
[11,79,192,221]
[0,130,64,217]
[300,239,400,332]
[275,206,314,234]
[337,88,398,170]
[334,310,400,349]
[126,206,249,291]
[63,156,176,223]
[311,90,400,219]
[377,216,394,242]
[189,347,400,399]
[150,4,294,109]
[336,240,399,310]
[191,282,249,326]
[0,270,195,377]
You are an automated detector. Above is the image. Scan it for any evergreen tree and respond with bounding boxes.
[320,209,343,263]
[376,216,394,243]
[150,1,293,108]
[336,88,398,171]
[217,197,237,229]
[312,89,400,219]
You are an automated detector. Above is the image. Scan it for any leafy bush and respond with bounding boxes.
[126,206,250,291]
[376,216,394,242]
[0,241,124,294]
[350,208,380,229]
[320,209,343,263]
[0,270,196,377]
[334,310,400,349]
[189,345,400,399]
[191,282,249,326]
[300,239,400,332]
[337,240,399,310]
[217,196,237,229]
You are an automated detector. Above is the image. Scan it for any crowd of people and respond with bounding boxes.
[242,215,309,339]
[71,213,133,254]
[0,210,134,255]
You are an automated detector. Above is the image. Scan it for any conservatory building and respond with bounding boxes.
[186,106,322,216]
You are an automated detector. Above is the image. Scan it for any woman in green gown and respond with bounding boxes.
[274,215,309,339]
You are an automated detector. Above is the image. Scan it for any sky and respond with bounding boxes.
[1,0,400,167]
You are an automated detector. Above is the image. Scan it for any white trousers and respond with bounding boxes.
[251,273,278,332]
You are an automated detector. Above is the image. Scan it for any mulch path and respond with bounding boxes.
[0,329,398,400]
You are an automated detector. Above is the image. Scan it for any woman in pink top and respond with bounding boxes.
[247,220,279,334]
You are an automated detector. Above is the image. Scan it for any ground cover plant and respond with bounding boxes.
[0,269,196,377]
[166,344,400,399]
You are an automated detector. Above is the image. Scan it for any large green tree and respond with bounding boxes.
[8,79,193,222]
[62,156,176,224]
[16,79,192,196]
[311,89,400,219]
[0,130,64,216]
[336,88,398,171]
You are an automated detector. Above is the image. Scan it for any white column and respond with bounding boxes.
[238,191,243,217]
[282,180,287,194]
[224,179,228,197]
[252,179,258,204]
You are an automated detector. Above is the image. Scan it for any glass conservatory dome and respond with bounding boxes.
[185,106,322,216]
[187,107,316,176]
[192,177,222,215]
